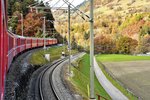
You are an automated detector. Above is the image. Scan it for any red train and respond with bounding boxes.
[0,0,57,99]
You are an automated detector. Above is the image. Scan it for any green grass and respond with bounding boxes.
[96,54,141,100]
[70,54,111,100]
[96,54,150,62]
[30,46,78,65]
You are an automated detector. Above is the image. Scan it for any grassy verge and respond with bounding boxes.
[96,54,140,100]
[30,45,78,65]
[96,54,150,62]
[70,54,111,100]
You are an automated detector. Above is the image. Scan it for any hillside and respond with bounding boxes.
[54,0,150,54]
[7,0,64,43]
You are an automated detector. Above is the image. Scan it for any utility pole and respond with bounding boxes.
[43,16,46,49]
[21,13,24,36]
[68,4,71,75]
[63,27,65,53]
[90,0,95,99]
[61,24,65,53]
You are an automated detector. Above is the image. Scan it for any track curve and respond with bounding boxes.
[39,59,67,100]
[28,53,85,100]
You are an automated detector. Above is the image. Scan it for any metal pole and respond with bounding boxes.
[68,5,71,74]
[61,24,64,51]
[90,0,95,99]
[63,27,65,53]
[21,13,23,36]
[43,17,46,49]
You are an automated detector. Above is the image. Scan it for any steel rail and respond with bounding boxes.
[38,58,68,100]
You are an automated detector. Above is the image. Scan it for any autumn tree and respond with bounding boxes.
[8,16,18,33]
[84,31,90,40]
[94,34,116,54]
[71,35,77,49]
[116,36,138,54]
[139,26,150,37]
[16,12,43,37]
[8,0,36,16]
[137,35,150,53]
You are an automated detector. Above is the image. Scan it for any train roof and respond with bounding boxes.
[8,30,57,40]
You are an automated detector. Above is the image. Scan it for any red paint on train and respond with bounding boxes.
[0,0,57,99]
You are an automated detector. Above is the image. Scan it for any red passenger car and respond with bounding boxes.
[0,0,57,99]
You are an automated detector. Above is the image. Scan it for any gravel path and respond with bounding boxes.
[94,57,128,100]
[52,53,85,100]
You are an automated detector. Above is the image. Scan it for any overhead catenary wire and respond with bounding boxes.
[51,1,67,14]
[63,0,90,19]
[51,0,73,14]
[53,0,89,21]
[29,0,89,33]
[52,1,88,21]
[28,0,86,21]
[28,0,62,10]
[50,0,61,8]
[29,2,40,7]
[32,1,47,7]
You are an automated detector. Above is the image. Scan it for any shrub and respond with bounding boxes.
[116,36,138,54]
[135,14,144,21]
[137,35,150,53]
[94,35,116,54]
[139,25,150,37]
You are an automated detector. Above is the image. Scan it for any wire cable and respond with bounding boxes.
[50,0,61,8]
[51,0,70,20]
[63,0,90,19]
[52,0,87,21]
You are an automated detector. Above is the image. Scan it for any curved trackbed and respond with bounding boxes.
[27,59,67,100]
[52,53,85,100]
[40,59,67,100]
[28,53,85,100]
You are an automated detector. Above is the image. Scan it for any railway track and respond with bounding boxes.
[39,58,67,100]
[27,53,85,100]
[51,53,85,100]
[27,58,67,100]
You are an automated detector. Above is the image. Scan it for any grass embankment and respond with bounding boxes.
[95,54,150,100]
[70,54,111,100]
[30,46,78,65]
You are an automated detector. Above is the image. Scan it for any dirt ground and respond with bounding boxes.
[103,61,150,100]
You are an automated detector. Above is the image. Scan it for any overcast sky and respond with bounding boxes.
[41,0,86,8]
